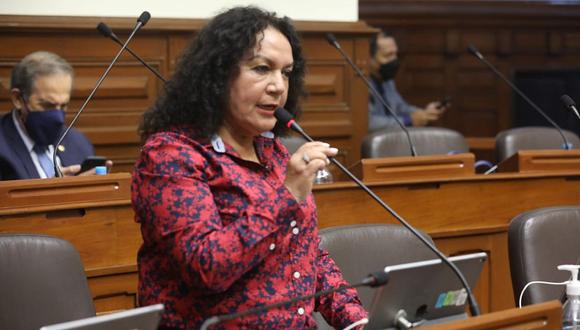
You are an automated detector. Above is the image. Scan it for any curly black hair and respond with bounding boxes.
[139,6,306,141]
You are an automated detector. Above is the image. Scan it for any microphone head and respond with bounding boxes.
[96,22,113,38]
[561,94,576,108]
[467,44,483,59]
[274,108,295,129]
[137,11,151,26]
[325,33,339,48]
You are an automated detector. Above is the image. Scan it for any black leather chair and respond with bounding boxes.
[361,127,469,158]
[495,127,580,162]
[508,206,580,306]
[315,224,436,329]
[0,234,95,330]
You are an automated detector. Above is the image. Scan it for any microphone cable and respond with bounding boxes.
[96,22,167,84]
[325,33,418,157]
[467,44,572,150]
[275,107,481,318]
[52,11,151,177]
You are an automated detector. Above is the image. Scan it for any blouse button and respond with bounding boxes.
[298,307,305,315]
[269,243,276,251]
[290,220,297,227]
[293,271,301,279]
[292,228,300,235]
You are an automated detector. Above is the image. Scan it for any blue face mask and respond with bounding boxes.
[24,109,65,148]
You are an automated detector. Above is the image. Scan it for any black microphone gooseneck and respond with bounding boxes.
[561,94,580,120]
[274,108,481,318]
[200,271,388,330]
[52,11,151,177]
[325,33,418,157]
[467,44,572,150]
[96,22,167,84]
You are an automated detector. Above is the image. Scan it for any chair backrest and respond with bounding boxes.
[318,224,435,306]
[508,206,580,306]
[496,126,580,162]
[279,136,307,154]
[361,127,469,158]
[314,224,435,329]
[0,234,96,330]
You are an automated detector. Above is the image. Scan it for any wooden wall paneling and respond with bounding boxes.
[351,35,372,162]
[0,16,375,170]
[359,0,580,155]
[563,31,580,51]
[167,33,194,73]
[300,30,375,165]
[0,62,16,112]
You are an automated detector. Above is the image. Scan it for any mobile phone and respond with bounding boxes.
[438,96,452,108]
[80,156,107,173]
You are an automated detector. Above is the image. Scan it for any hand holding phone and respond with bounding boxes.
[80,156,108,174]
[438,96,452,109]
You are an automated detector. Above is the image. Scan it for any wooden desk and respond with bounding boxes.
[0,173,138,313]
[1,170,579,314]
[313,170,580,313]
[423,300,562,330]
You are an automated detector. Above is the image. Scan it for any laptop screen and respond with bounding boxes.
[365,252,487,330]
[39,304,164,330]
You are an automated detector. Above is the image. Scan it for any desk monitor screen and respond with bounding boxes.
[366,252,487,330]
[39,304,164,330]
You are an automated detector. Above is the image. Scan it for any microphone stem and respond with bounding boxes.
[475,53,571,150]
[572,107,580,120]
[111,37,167,84]
[293,125,480,317]
[125,47,167,83]
[52,20,145,177]
[331,42,418,157]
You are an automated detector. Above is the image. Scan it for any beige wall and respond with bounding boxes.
[0,0,357,21]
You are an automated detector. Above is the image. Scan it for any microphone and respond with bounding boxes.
[467,44,572,150]
[52,11,151,177]
[325,33,418,157]
[561,94,580,120]
[275,108,481,317]
[96,22,167,84]
[200,271,388,330]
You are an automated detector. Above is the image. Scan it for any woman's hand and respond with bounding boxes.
[285,142,338,202]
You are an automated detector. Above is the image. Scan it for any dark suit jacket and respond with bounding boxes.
[0,110,94,180]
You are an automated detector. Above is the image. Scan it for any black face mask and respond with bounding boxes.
[378,59,400,81]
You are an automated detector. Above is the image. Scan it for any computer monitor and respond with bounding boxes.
[365,252,487,330]
[39,304,164,330]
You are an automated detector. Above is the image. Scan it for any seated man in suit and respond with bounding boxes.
[0,51,110,180]
[368,31,448,132]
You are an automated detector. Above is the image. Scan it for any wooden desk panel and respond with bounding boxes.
[313,171,580,312]
[423,300,562,330]
[1,171,579,314]
[314,172,580,233]
[0,174,138,313]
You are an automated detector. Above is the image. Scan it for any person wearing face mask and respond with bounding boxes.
[368,31,448,132]
[0,51,100,180]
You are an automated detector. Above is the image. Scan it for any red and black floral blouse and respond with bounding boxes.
[131,127,367,329]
